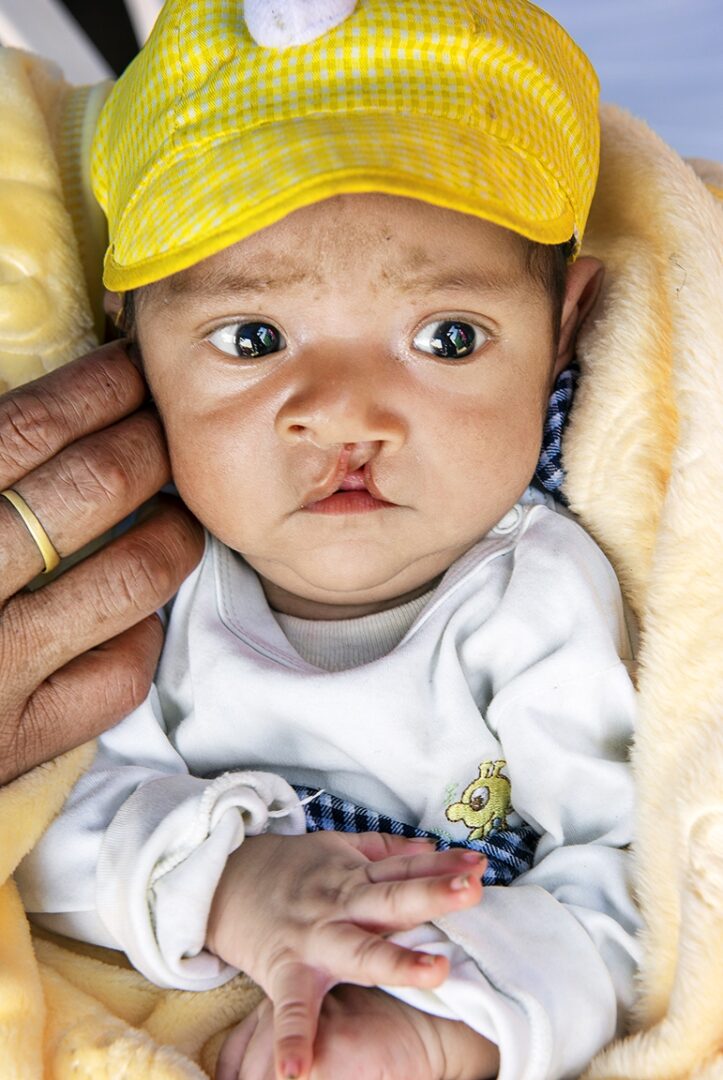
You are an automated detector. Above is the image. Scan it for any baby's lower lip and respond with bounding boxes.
[304,491,393,515]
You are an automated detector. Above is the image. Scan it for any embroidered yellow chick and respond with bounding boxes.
[445,760,512,840]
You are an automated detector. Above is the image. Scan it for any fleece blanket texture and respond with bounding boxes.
[0,46,721,1080]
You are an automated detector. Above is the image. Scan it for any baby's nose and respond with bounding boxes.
[274,360,407,451]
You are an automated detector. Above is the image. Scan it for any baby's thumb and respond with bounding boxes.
[271,963,331,1080]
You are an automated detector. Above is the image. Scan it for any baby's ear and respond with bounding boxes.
[554,256,604,374]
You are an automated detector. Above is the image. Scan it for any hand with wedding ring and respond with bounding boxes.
[0,341,204,786]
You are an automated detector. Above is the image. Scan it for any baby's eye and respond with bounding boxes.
[207,321,285,359]
[413,319,489,360]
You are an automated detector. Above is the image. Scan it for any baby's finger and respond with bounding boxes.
[271,963,329,1080]
[343,832,436,862]
[325,923,450,989]
[346,868,484,931]
[364,848,486,883]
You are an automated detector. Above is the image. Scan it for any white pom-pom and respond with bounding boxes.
[244,0,358,48]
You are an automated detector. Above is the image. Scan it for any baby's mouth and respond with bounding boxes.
[337,470,370,492]
[302,467,394,514]
[301,443,390,508]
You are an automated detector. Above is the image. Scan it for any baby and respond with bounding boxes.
[18,2,642,1078]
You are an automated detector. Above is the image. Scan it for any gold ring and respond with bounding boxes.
[1,488,60,574]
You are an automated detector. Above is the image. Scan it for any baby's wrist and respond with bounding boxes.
[205,861,237,961]
[205,833,271,962]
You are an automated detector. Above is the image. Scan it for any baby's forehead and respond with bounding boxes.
[148,194,532,304]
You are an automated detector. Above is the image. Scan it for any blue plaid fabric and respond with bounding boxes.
[295,786,539,887]
[534,364,579,497]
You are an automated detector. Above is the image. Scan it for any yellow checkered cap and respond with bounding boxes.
[92,0,600,291]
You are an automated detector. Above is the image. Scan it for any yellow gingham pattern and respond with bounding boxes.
[92,0,600,291]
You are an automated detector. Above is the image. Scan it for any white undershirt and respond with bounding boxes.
[272,590,434,671]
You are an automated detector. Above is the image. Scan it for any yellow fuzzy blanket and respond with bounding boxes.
[1,47,721,1079]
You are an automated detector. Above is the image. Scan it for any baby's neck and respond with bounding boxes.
[261,574,442,620]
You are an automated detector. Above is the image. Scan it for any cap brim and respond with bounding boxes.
[103,111,576,291]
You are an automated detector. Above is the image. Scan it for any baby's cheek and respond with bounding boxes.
[447,398,540,476]
[440,401,542,524]
[170,443,276,560]
[166,434,232,524]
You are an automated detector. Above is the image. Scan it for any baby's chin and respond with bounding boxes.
[248,555,448,620]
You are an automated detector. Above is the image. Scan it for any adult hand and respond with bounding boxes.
[0,341,204,785]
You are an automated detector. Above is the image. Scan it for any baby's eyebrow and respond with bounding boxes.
[389,266,525,296]
[161,263,321,299]
[157,260,523,302]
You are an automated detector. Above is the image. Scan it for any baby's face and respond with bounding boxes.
[136,194,573,617]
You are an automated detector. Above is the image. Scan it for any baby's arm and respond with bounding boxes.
[16,682,484,1006]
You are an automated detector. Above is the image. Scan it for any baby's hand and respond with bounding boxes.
[216,985,499,1080]
[207,830,485,1080]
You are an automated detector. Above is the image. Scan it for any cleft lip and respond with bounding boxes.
[337,469,368,491]
[300,445,395,509]
[301,465,393,509]
[360,464,392,504]
[337,465,392,504]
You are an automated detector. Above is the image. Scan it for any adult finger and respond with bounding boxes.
[270,963,329,1080]
[0,406,169,597]
[2,497,204,690]
[2,616,162,783]
[0,340,146,489]
[0,501,204,785]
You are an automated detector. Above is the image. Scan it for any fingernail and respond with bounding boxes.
[415,953,438,966]
[450,874,470,891]
[460,851,484,863]
[282,1060,302,1079]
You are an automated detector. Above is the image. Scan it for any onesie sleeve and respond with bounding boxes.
[385,510,642,1080]
[16,685,305,990]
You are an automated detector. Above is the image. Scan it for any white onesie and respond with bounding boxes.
[18,501,641,1080]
